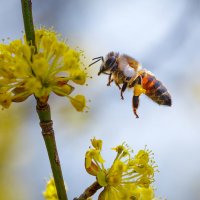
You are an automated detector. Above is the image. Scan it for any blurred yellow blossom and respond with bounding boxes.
[43,178,58,200]
[0,106,28,200]
[0,28,87,111]
[85,139,158,200]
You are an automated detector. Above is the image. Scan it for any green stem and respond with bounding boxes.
[21,0,36,46]
[21,1,67,199]
[36,101,68,200]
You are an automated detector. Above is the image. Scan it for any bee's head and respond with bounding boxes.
[98,52,119,75]
[89,52,119,75]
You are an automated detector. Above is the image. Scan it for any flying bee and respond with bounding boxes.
[89,51,172,118]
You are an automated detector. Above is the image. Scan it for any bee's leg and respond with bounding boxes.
[132,78,142,118]
[132,95,139,118]
[132,82,146,118]
[115,82,121,90]
[107,73,113,86]
[120,82,127,100]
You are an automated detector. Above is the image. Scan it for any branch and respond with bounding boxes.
[21,0,36,46]
[36,102,68,200]
[21,1,67,199]
[74,181,102,200]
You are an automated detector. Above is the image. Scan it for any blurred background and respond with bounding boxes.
[0,0,200,199]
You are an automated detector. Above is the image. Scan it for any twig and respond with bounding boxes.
[74,181,102,200]
[36,101,68,200]
[21,0,36,46]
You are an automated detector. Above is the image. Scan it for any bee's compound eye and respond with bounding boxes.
[105,57,116,67]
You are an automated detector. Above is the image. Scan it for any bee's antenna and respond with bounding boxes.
[89,59,101,67]
[89,56,104,67]
[92,56,103,60]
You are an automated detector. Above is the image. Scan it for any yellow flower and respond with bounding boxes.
[91,137,103,150]
[43,177,68,200]
[69,95,86,112]
[85,138,105,176]
[85,139,158,200]
[133,186,155,200]
[0,28,88,111]
[43,178,58,200]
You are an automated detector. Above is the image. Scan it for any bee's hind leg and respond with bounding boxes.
[132,95,140,118]
[107,73,113,86]
[120,82,127,100]
[132,77,146,118]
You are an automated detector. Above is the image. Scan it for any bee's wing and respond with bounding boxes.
[122,54,141,70]
[118,55,140,78]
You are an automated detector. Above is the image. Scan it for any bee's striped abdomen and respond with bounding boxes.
[141,72,172,106]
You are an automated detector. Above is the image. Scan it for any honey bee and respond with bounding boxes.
[89,51,172,118]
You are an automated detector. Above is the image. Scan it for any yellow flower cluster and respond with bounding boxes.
[85,138,158,200]
[43,178,58,200]
[0,28,87,111]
